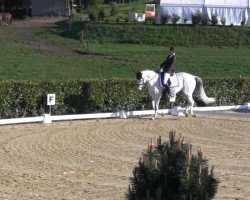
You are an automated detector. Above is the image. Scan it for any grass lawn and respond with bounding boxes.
[0,22,249,80]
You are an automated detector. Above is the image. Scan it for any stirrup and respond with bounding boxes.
[168,93,175,98]
[169,93,176,102]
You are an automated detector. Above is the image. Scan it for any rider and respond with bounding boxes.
[158,46,176,87]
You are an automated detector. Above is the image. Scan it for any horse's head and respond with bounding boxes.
[136,71,145,91]
[136,70,158,90]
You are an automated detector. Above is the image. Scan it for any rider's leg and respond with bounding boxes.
[170,69,175,76]
[163,73,170,86]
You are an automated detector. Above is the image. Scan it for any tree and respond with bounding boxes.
[80,0,103,9]
[1,0,30,9]
[0,0,31,16]
[128,131,218,200]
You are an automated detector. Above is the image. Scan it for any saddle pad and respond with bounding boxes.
[159,73,179,88]
[169,74,179,88]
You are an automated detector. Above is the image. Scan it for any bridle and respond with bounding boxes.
[137,78,147,87]
[137,74,157,87]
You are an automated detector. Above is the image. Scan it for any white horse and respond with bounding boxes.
[136,70,215,119]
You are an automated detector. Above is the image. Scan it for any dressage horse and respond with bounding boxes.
[136,70,215,119]
[0,13,12,26]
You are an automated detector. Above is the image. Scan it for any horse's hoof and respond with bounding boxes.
[151,117,155,120]
[192,114,196,117]
[185,113,189,117]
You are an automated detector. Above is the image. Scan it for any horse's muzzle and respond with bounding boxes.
[137,85,143,91]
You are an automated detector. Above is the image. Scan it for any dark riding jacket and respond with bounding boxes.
[160,52,176,74]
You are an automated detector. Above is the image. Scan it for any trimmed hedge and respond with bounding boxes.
[0,78,249,118]
[80,23,250,47]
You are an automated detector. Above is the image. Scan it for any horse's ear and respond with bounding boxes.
[136,72,142,80]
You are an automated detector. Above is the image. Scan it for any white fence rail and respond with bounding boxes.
[0,104,249,126]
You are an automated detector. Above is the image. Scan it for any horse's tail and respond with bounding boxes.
[194,76,215,104]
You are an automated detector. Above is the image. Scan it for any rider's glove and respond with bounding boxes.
[156,67,163,73]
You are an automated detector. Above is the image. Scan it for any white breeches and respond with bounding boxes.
[163,73,170,85]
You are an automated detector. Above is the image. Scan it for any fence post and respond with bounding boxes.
[38,39,41,50]
[86,40,89,51]
[81,29,84,42]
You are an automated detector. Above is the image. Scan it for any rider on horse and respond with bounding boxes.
[157,46,176,87]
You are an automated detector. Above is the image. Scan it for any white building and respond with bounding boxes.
[157,0,250,26]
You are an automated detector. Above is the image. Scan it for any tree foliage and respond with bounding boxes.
[127,131,219,200]
[0,0,31,9]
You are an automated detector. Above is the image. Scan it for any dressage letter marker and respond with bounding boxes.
[47,94,56,115]
[47,94,56,105]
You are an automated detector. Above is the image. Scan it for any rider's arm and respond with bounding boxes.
[159,59,166,68]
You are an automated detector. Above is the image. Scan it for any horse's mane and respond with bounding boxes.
[136,69,157,80]
[142,69,155,72]
[141,69,157,74]
[141,69,157,76]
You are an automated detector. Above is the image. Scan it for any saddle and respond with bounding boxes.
[160,72,179,88]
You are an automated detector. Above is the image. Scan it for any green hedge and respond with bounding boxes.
[0,78,249,118]
[80,23,250,46]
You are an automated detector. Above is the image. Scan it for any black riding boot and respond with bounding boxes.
[165,84,170,95]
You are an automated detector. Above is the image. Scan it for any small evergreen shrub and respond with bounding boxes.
[110,3,118,17]
[127,131,218,200]
[221,17,226,26]
[241,17,246,26]
[98,8,105,21]
[211,14,218,26]
[160,12,170,24]
[192,10,202,25]
[201,14,209,26]
[171,13,180,25]
[88,10,98,21]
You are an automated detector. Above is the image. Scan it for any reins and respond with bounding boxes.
[141,74,157,85]
[147,74,158,83]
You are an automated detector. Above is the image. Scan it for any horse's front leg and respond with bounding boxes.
[185,106,192,117]
[184,107,189,117]
[151,100,157,120]
[189,106,196,117]
[152,97,161,120]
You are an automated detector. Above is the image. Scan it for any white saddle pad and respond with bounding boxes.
[169,74,179,88]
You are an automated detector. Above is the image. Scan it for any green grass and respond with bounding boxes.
[0,23,250,80]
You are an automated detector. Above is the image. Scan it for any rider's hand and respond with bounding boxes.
[156,67,163,73]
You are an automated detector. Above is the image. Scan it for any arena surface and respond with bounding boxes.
[0,115,249,200]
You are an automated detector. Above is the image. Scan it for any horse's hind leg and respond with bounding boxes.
[185,95,196,117]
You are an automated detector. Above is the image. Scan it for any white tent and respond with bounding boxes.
[157,0,250,26]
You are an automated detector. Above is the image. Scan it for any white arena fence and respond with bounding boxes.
[0,103,249,126]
